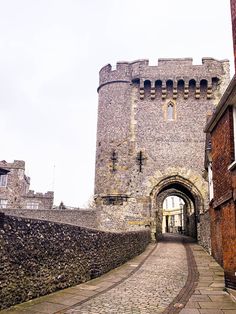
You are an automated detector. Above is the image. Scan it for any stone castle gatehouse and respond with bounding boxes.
[94,58,229,244]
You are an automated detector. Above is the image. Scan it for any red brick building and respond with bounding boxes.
[205,76,236,292]
[203,0,236,294]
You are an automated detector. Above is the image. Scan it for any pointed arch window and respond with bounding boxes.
[167,102,174,120]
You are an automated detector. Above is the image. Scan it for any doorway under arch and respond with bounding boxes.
[150,175,204,240]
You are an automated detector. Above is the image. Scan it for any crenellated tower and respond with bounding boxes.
[94,58,230,238]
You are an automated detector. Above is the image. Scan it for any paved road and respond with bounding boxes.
[66,234,188,314]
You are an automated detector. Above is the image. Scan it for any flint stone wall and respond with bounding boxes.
[0,213,150,310]
[0,208,98,229]
[198,210,211,253]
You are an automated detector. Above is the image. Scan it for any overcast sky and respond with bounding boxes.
[0,0,234,207]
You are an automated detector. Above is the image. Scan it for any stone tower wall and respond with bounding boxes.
[95,58,230,231]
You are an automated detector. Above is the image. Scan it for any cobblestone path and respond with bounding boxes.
[66,235,188,314]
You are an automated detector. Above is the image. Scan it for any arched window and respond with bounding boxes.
[167,103,174,120]
[144,80,151,98]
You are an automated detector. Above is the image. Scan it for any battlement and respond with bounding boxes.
[26,190,54,198]
[98,58,230,96]
[0,160,25,170]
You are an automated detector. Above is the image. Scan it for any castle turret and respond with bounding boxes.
[94,58,230,235]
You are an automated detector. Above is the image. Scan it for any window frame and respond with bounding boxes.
[26,202,39,210]
[228,106,236,170]
[167,103,174,120]
[0,199,8,208]
[208,162,214,201]
[0,174,7,187]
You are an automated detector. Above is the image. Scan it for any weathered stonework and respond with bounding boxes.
[0,213,150,310]
[94,58,230,244]
[21,190,54,210]
[0,160,30,209]
[0,208,98,229]
[0,160,53,209]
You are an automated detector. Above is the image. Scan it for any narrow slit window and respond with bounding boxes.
[167,103,174,120]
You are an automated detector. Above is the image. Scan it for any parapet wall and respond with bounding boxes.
[98,58,230,98]
[0,160,25,170]
[26,190,54,198]
[0,213,151,310]
[22,190,54,210]
[0,208,98,229]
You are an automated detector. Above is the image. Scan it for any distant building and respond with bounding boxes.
[162,196,184,234]
[0,160,54,210]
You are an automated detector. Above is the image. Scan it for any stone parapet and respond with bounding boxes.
[98,58,230,97]
[0,160,25,170]
[26,190,54,198]
[0,208,98,229]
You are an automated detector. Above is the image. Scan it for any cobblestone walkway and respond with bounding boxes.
[66,236,188,314]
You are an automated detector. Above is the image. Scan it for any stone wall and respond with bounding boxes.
[0,213,150,310]
[0,208,97,229]
[198,210,211,253]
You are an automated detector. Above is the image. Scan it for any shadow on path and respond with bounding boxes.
[157,233,197,243]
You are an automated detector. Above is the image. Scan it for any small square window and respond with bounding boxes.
[26,202,39,209]
[0,199,8,208]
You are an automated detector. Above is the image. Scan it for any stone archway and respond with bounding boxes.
[150,175,204,240]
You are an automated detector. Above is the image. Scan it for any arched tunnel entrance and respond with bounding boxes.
[151,176,204,240]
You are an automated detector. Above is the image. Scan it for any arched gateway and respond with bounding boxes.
[150,175,204,240]
[94,58,230,248]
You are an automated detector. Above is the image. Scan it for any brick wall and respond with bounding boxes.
[211,108,234,201]
[209,206,223,266]
[210,107,234,265]
[221,200,236,273]
[209,105,236,289]
[0,213,150,310]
